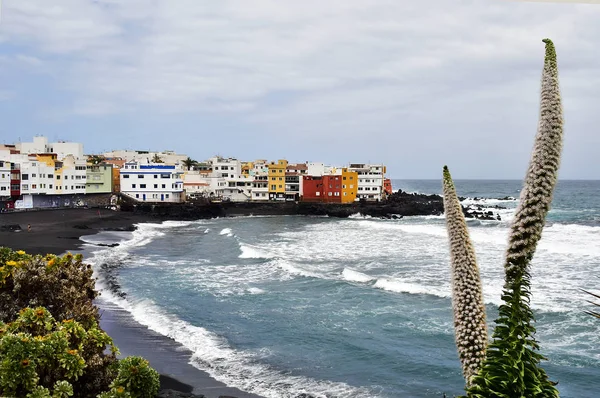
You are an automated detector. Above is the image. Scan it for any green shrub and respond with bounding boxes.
[105,356,160,398]
[0,307,117,397]
[0,248,118,396]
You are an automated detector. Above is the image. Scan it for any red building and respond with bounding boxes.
[383,178,393,196]
[302,175,343,203]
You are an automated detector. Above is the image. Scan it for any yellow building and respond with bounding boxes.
[341,168,359,203]
[268,159,287,200]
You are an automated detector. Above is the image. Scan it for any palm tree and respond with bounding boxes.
[152,154,164,163]
[182,157,197,171]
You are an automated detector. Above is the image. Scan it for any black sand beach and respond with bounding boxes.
[0,208,264,398]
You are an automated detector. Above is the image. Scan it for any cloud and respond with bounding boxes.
[0,0,599,177]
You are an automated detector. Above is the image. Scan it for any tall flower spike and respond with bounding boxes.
[442,166,487,385]
[468,38,562,397]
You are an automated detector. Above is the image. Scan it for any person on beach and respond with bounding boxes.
[27,224,31,232]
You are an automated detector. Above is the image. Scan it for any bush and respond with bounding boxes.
[99,357,160,398]
[0,307,117,397]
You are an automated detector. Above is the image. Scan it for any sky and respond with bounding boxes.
[0,1,598,179]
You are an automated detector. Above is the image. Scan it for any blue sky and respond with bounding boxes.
[0,1,599,179]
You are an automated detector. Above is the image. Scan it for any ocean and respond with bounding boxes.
[83,180,600,398]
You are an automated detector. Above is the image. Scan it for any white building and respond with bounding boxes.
[348,163,386,201]
[17,136,84,160]
[104,150,188,165]
[56,155,88,195]
[0,159,11,198]
[120,161,184,203]
[14,155,59,196]
[183,156,253,202]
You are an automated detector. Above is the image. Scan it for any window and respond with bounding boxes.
[22,174,29,180]
[32,184,37,189]
[132,184,136,188]
[32,174,36,177]
[342,185,346,189]
[48,174,53,179]
[161,174,170,179]
[270,185,276,190]
[136,194,139,198]
[161,184,166,189]
[154,184,158,188]
[49,184,53,189]
[316,192,320,196]
[0,187,5,191]
[138,174,144,178]
[140,184,146,188]
[278,185,282,188]
[64,175,69,180]
[328,192,332,196]
[56,175,61,180]
[343,192,347,196]
[165,194,169,198]
[154,175,158,178]
[123,175,129,178]
[22,184,29,190]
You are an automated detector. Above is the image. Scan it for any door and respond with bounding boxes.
[161,194,164,201]
[142,194,146,201]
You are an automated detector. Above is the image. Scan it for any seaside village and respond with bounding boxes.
[0,136,393,210]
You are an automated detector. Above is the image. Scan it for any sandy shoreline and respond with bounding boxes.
[0,208,264,398]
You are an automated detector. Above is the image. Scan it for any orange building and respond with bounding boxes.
[341,168,358,203]
[112,167,121,193]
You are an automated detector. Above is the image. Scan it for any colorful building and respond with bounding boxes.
[112,167,121,193]
[341,168,359,204]
[384,178,393,196]
[86,163,114,194]
[302,175,343,203]
[268,159,287,201]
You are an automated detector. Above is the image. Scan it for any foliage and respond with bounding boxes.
[442,166,487,385]
[463,38,563,397]
[151,154,163,163]
[103,357,159,398]
[0,249,118,396]
[88,155,106,165]
[0,307,116,397]
[182,157,198,171]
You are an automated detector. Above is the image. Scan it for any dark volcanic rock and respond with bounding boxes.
[119,189,445,221]
[0,224,21,231]
[103,225,137,232]
[73,224,91,229]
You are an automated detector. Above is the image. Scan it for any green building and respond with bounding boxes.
[86,163,114,194]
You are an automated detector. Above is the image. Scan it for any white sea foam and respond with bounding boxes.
[219,228,234,237]
[373,278,450,297]
[341,268,375,283]
[461,197,517,206]
[103,297,373,398]
[203,228,210,234]
[239,244,273,259]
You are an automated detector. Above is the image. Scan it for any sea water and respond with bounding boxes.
[83,180,600,397]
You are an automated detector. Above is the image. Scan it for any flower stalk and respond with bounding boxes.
[442,166,488,385]
[467,38,562,398]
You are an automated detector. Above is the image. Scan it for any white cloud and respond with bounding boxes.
[1,0,599,177]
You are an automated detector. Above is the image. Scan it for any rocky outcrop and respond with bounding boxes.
[0,224,21,231]
[120,190,445,221]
